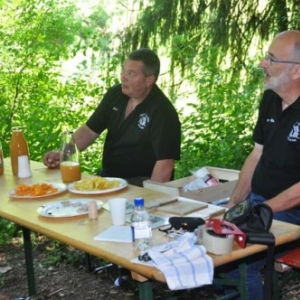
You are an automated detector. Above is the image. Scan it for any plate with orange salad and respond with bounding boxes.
[9,183,67,198]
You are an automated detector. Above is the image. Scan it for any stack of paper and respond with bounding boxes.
[94,226,132,243]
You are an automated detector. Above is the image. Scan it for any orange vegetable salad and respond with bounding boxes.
[14,183,58,196]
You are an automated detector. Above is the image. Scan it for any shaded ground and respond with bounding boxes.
[1,237,300,300]
[0,237,216,300]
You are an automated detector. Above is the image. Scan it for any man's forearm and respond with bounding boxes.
[267,182,300,212]
[229,171,252,206]
[73,125,99,151]
[228,145,262,206]
[150,159,175,182]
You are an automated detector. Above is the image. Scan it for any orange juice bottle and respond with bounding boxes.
[0,141,4,175]
[10,127,30,176]
[60,130,81,183]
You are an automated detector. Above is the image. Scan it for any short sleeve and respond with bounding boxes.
[150,104,181,160]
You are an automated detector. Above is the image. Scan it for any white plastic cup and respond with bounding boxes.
[17,155,32,178]
[108,198,127,225]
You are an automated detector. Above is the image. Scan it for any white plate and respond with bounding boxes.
[37,199,104,218]
[68,177,128,195]
[9,183,67,199]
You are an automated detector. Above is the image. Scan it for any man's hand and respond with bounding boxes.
[223,201,237,209]
[43,150,60,169]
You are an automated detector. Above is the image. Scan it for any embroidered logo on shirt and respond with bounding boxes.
[288,121,300,142]
[113,107,118,111]
[266,118,275,123]
[138,113,150,129]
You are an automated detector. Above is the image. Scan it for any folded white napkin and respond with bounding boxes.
[148,232,213,290]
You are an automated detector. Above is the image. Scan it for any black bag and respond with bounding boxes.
[223,199,273,233]
[159,217,205,233]
[223,199,275,300]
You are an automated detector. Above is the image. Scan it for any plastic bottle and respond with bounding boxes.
[195,167,219,186]
[10,126,30,176]
[130,197,152,251]
[0,141,4,175]
[60,130,81,183]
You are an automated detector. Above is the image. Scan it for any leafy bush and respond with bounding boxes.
[175,56,264,178]
[0,219,22,244]
[0,0,115,175]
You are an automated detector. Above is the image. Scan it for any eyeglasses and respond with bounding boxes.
[264,53,300,65]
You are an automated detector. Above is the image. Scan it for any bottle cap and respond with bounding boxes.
[12,126,25,132]
[134,197,144,207]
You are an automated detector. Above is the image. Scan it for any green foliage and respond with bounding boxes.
[176,60,263,177]
[167,43,264,178]
[37,239,85,267]
[0,0,116,174]
[121,0,300,79]
[0,219,22,244]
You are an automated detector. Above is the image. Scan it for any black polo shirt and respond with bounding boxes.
[86,84,181,178]
[252,90,300,199]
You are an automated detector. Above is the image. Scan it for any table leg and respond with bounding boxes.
[138,280,154,300]
[84,252,92,272]
[22,226,37,296]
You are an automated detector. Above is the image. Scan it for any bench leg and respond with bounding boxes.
[213,263,248,300]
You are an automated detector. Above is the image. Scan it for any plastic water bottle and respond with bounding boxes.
[131,197,152,251]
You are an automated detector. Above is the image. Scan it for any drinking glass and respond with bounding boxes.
[60,130,81,183]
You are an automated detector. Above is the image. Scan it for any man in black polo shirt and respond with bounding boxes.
[43,48,181,186]
[228,30,300,224]
[224,30,300,299]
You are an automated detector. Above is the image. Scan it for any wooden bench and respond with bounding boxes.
[273,246,300,300]
[276,247,300,269]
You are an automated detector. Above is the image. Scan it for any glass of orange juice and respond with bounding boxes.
[60,131,81,183]
[60,161,81,183]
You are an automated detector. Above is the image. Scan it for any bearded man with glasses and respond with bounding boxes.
[220,30,300,300]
